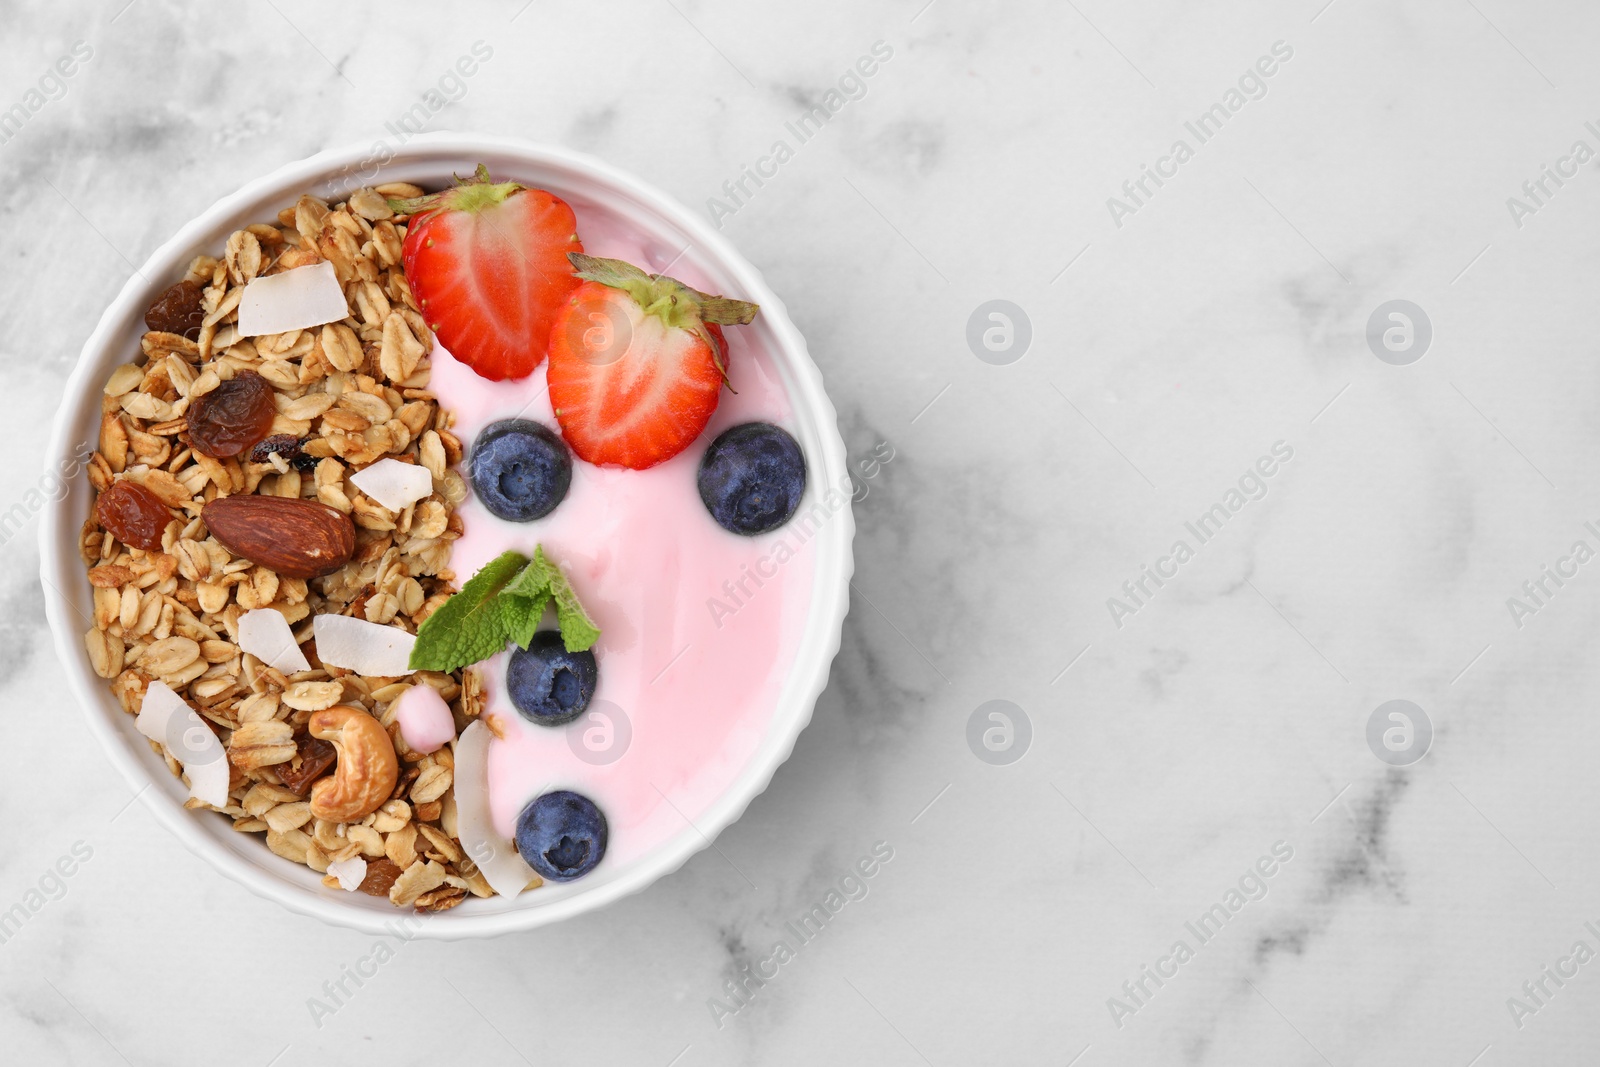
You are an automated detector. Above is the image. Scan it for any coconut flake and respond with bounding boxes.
[237,261,349,337]
[312,614,415,677]
[454,721,541,898]
[237,608,311,674]
[350,458,433,513]
[327,855,368,892]
[136,681,229,808]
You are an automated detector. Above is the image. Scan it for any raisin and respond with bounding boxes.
[274,732,337,795]
[249,434,319,471]
[95,481,172,552]
[144,279,206,337]
[357,858,405,898]
[187,371,276,458]
[250,433,298,461]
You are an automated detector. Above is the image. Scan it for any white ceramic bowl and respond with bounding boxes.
[40,134,853,937]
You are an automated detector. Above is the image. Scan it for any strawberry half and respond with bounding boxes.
[389,166,581,382]
[547,254,759,470]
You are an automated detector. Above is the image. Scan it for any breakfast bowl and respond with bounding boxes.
[40,133,853,937]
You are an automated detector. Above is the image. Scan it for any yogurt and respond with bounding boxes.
[429,207,816,869]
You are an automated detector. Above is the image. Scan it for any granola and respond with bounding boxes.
[78,184,494,911]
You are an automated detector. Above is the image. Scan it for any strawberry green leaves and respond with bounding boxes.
[408,546,599,672]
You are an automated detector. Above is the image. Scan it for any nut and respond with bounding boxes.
[307,705,399,823]
[201,495,355,579]
[78,186,486,907]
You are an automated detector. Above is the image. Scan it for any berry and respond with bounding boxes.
[506,631,597,726]
[391,166,582,382]
[547,254,759,470]
[697,422,807,535]
[515,790,608,881]
[469,419,572,522]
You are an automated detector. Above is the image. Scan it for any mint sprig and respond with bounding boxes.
[408,545,600,672]
[502,588,550,651]
[544,551,600,651]
[406,551,527,672]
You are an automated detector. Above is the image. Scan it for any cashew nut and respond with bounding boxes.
[307,705,399,823]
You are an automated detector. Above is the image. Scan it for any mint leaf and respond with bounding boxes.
[504,590,550,650]
[555,591,601,652]
[537,546,601,653]
[415,545,600,672]
[498,548,556,649]
[408,550,528,671]
[500,550,558,600]
[493,546,600,653]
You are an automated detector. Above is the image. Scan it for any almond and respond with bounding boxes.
[202,495,355,579]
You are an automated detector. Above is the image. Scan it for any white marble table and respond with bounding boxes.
[6,0,1600,1063]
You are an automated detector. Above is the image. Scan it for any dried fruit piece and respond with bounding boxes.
[144,279,206,336]
[356,858,405,897]
[187,371,276,458]
[202,495,355,579]
[250,433,319,471]
[95,480,172,552]
[275,731,338,795]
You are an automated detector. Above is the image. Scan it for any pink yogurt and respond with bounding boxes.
[429,208,816,870]
[394,685,455,755]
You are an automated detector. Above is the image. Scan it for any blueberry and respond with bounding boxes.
[506,631,597,727]
[469,419,571,522]
[697,422,807,536]
[515,790,608,881]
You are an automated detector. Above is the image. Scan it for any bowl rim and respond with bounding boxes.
[39,133,854,938]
